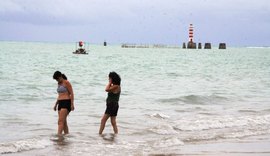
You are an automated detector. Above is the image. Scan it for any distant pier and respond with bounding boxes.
[121,44,181,49]
[119,24,228,50]
[180,24,227,50]
[121,43,227,49]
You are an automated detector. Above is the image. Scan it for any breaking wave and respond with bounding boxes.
[159,94,229,105]
[0,137,51,154]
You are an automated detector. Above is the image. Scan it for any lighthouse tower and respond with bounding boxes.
[187,24,196,49]
[189,24,194,42]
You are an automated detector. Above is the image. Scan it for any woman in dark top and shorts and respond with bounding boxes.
[99,72,121,134]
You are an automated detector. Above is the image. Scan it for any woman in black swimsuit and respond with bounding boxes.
[99,72,121,134]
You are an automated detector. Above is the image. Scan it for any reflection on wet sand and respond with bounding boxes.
[50,134,70,146]
[100,133,117,142]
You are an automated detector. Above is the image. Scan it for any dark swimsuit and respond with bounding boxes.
[105,91,120,116]
[58,99,71,112]
[57,84,71,112]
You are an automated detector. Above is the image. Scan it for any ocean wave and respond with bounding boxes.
[149,113,170,119]
[144,114,270,142]
[173,114,270,142]
[148,124,178,135]
[174,114,270,131]
[183,127,270,143]
[238,109,258,113]
[262,109,270,113]
[0,138,51,154]
[153,137,184,148]
[159,94,229,105]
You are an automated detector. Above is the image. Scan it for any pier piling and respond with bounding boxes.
[204,43,212,49]
[198,43,202,49]
[182,42,186,49]
[219,43,226,49]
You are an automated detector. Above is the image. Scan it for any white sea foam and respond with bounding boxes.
[149,124,178,135]
[153,137,184,148]
[0,138,51,154]
[150,113,170,119]
[175,114,270,131]
[172,114,270,142]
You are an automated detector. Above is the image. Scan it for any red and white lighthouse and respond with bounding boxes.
[189,24,194,42]
[187,24,196,49]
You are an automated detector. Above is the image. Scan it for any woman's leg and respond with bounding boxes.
[64,119,69,134]
[110,116,118,134]
[58,109,69,135]
[99,114,110,134]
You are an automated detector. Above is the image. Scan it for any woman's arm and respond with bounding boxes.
[105,83,120,93]
[65,81,74,111]
[105,81,112,92]
[54,100,59,111]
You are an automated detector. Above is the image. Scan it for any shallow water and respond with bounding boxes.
[0,42,270,155]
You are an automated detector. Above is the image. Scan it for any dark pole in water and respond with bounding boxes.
[104,41,107,46]
[182,42,186,49]
[198,43,202,49]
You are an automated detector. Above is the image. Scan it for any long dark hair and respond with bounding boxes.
[109,72,121,85]
[53,71,67,80]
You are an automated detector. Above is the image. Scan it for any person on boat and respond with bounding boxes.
[99,72,121,135]
[53,71,74,135]
[79,41,84,47]
[78,41,86,54]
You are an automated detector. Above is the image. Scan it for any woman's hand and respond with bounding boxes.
[109,78,113,85]
[71,104,75,111]
[54,104,57,111]
[105,79,113,92]
[54,101,58,111]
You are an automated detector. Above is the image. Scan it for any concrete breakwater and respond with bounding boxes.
[122,43,226,49]
[121,44,181,49]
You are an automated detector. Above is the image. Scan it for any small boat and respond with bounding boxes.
[73,48,88,54]
[73,41,89,54]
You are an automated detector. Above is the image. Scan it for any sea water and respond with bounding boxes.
[0,41,270,155]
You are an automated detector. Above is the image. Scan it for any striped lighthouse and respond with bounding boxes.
[187,24,196,49]
[189,24,194,42]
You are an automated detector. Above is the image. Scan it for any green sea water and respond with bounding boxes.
[0,41,270,155]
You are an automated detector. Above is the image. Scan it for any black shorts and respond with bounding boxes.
[58,99,71,112]
[105,102,119,116]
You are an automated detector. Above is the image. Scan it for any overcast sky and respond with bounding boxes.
[0,0,269,46]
